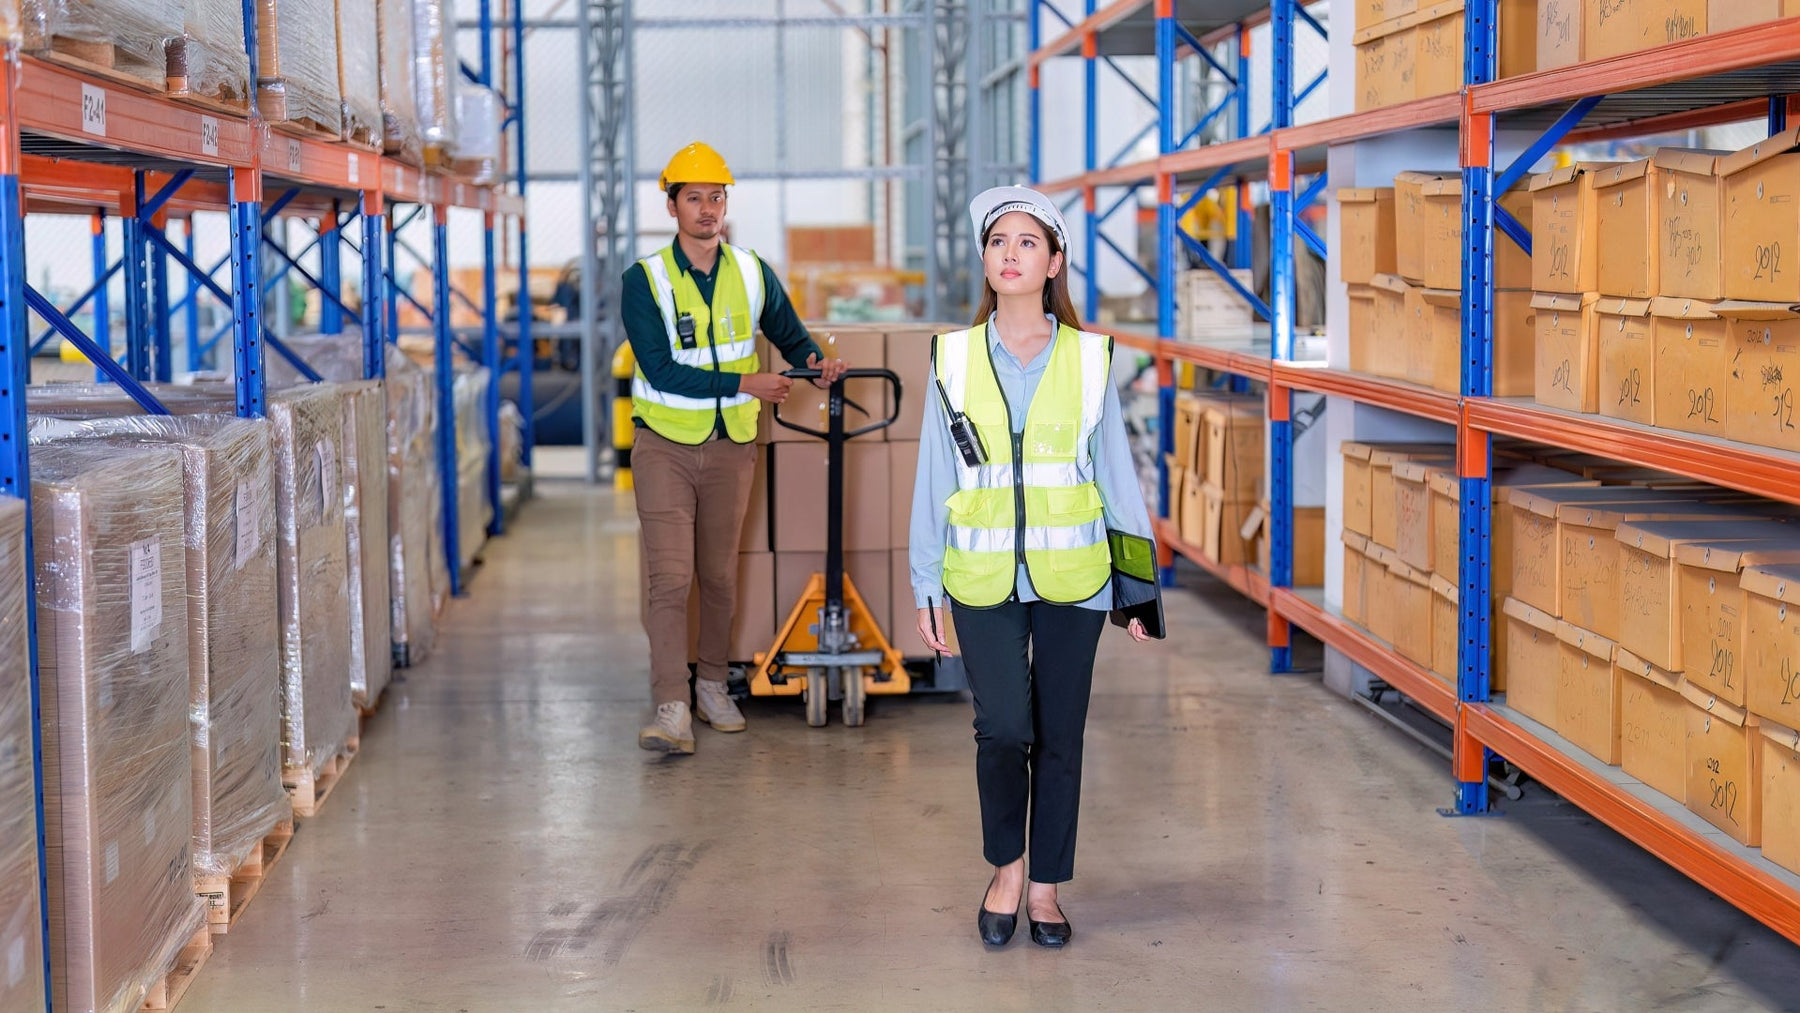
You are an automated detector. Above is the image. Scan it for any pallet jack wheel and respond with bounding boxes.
[804,669,828,728]
[841,669,866,728]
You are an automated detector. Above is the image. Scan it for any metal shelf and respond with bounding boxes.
[1029,0,1268,65]
[1273,364,1460,425]
[1154,517,1270,606]
[1270,587,1457,724]
[1159,339,1273,381]
[1272,94,1461,158]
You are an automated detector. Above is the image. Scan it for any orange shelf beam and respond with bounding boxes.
[1272,94,1462,153]
[1154,518,1270,606]
[16,58,256,167]
[1083,321,1159,355]
[1463,703,1800,947]
[1036,156,1161,196]
[1160,135,1272,179]
[1471,18,1800,115]
[1027,0,1149,67]
[1273,364,1460,424]
[1464,398,1800,507]
[262,130,378,192]
[1270,588,1458,724]
[1158,340,1272,381]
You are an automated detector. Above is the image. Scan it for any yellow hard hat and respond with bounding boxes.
[660,142,735,190]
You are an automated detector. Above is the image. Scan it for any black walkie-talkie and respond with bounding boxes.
[934,373,987,468]
[676,312,698,349]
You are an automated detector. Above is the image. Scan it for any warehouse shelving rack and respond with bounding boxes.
[0,0,530,997]
[1030,0,1800,948]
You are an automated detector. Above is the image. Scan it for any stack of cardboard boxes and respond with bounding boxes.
[1340,442,1456,676]
[1353,0,1532,111]
[1538,0,1795,72]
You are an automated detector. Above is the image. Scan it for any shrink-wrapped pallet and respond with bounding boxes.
[376,0,418,159]
[268,385,356,783]
[29,416,288,892]
[411,0,457,158]
[386,347,439,663]
[339,381,394,707]
[256,0,344,131]
[335,0,381,146]
[168,0,251,107]
[22,0,181,87]
[453,366,492,572]
[30,442,205,1013]
[450,84,500,184]
[0,498,44,1013]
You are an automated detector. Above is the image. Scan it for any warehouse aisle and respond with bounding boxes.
[180,481,1800,1012]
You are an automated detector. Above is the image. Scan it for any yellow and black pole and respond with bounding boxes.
[611,342,635,490]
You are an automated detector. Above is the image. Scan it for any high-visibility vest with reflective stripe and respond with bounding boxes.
[936,322,1112,607]
[632,243,765,445]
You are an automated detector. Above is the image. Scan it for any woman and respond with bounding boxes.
[910,185,1155,949]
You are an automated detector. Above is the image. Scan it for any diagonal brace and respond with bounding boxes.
[1177,230,1272,320]
[25,284,170,413]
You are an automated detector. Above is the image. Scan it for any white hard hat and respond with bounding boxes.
[968,185,1070,254]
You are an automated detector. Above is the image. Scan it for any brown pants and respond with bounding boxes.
[633,428,757,705]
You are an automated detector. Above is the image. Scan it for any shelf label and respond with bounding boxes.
[348,153,360,185]
[288,139,303,174]
[80,84,105,137]
[200,115,219,157]
[234,480,259,569]
[129,535,162,652]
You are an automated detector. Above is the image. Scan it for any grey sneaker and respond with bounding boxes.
[694,679,746,733]
[639,702,696,754]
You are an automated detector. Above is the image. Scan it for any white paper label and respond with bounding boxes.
[103,841,120,885]
[129,537,162,653]
[348,153,360,184]
[318,439,339,517]
[234,480,258,570]
[200,115,219,157]
[80,84,105,136]
[287,139,303,173]
[5,937,22,988]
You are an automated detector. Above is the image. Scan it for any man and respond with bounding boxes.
[624,141,848,755]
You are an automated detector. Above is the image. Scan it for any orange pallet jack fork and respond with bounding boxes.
[748,366,909,726]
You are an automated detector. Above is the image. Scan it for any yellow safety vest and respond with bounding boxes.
[936,322,1112,607]
[632,243,765,445]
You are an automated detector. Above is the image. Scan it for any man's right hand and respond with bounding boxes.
[739,373,794,404]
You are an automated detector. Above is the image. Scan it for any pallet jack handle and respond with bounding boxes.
[771,367,902,440]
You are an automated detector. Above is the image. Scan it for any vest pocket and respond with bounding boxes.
[1028,420,1079,459]
[945,487,1012,530]
[1040,483,1102,525]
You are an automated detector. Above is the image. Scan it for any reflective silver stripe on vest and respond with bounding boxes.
[964,462,1083,489]
[642,253,681,340]
[947,517,1108,554]
[1077,330,1108,440]
[671,337,758,367]
[632,376,754,411]
[732,244,765,329]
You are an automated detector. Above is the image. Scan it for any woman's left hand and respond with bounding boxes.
[1127,618,1150,643]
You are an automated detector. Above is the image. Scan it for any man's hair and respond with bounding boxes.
[666,182,684,201]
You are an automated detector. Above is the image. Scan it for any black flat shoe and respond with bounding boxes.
[977,878,1017,947]
[1029,906,1073,948]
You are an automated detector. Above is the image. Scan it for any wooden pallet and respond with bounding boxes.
[193,819,297,935]
[258,85,344,143]
[139,926,212,1012]
[285,736,360,819]
[30,36,165,93]
[164,40,251,115]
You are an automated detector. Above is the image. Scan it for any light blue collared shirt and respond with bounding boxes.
[909,315,1153,613]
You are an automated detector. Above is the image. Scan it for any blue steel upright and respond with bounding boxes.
[320,208,343,335]
[150,215,172,382]
[362,197,386,379]
[483,214,502,535]
[91,210,109,380]
[1267,0,1296,674]
[230,169,266,419]
[122,172,152,382]
[1154,1,1177,587]
[433,205,464,596]
[510,0,534,467]
[1081,0,1098,320]
[185,223,201,370]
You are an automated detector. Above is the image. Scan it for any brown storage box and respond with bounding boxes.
[1744,562,1800,728]
[1354,1,1531,110]
[1393,459,1445,573]
[1534,291,1601,412]
[0,498,43,1013]
[789,225,877,266]
[1506,485,1678,616]
[1201,484,1256,567]
[1420,176,1533,292]
[255,0,346,129]
[1596,298,1657,425]
[1372,447,1453,550]
[1656,148,1727,301]
[1560,498,1754,641]
[1711,0,1800,31]
[1558,621,1621,763]
[1355,0,1415,32]
[1588,0,1706,60]
[1203,400,1264,501]
[884,327,936,444]
[1430,573,1459,683]
[1417,288,1460,394]
[769,329,890,442]
[1365,545,1396,644]
[1393,173,1455,284]
[1718,303,1800,452]
[1174,394,1205,474]
[1342,441,1377,538]
[1338,188,1397,284]
[1538,0,1584,69]
[1254,503,1325,587]
[1495,289,1539,397]
[336,0,383,145]
[887,441,917,550]
[1354,17,1417,113]
[1685,683,1762,845]
[1429,463,1595,585]
[1369,274,1416,380]
[1762,720,1800,874]
[1179,470,1208,547]
[1506,597,1562,725]
[1344,532,1371,625]
[732,553,777,662]
[1722,128,1800,303]
[772,442,890,553]
[30,442,207,1013]
[1594,158,1662,298]
[1652,298,1730,438]
[1348,284,1377,375]
[1531,164,1607,294]
[1619,647,1690,801]
[1616,519,1795,673]
[339,382,393,711]
[1391,557,1434,666]
[1679,539,1800,706]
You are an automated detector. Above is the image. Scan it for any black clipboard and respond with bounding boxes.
[1108,529,1166,639]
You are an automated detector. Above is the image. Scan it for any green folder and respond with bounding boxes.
[1108,529,1165,640]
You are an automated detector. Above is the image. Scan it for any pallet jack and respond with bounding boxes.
[744,365,964,727]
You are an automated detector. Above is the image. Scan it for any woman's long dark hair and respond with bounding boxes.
[971,217,1083,330]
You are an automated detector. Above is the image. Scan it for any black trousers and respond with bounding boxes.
[953,597,1107,884]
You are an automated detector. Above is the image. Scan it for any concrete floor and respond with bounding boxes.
[181,480,1800,1012]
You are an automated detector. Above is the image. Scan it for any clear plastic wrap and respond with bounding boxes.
[410,0,457,155]
[498,400,523,483]
[29,415,289,888]
[255,0,344,129]
[450,84,500,183]
[263,331,369,387]
[29,441,205,1013]
[338,382,393,707]
[168,0,251,104]
[0,498,44,1013]
[453,366,491,573]
[268,385,356,780]
[385,346,439,662]
[376,0,418,159]
[22,0,181,84]
[335,0,381,145]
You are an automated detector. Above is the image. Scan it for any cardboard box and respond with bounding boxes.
[1202,484,1257,566]
[1534,291,1601,412]
[1711,0,1800,32]
[1369,274,1416,380]
[1561,498,1756,641]
[1655,148,1726,300]
[1744,562,1800,728]
[884,327,937,444]
[769,329,890,442]
[1418,288,1461,394]
[1597,298,1657,425]
[1348,284,1377,375]
[1538,0,1584,69]
[1393,459,1445,573]
[1506,485,1677,616]
[1679,539,1800,706]
[1616,519,1796,673]
[1685,682,1762,845]
[1652,298,1730,438]
[1355,1,1530,110]
[1722,128,1800,303]
[1764,721,1800,875]
[1372,447,1453,550]
[1175,394,1205,474]
[732,553,777,662]
[739,444,772,552]
[1366,544,1398,645]
[771,441,891,553]
[1619,647,1690,800]
[1338,188,1397,284]
[1719,304,1800,452]
[888,440,917,550]
[1177,268,1257,342]
[1393,173,1456,284]
[1558,621,1621,763]
[1494,289,1540,397]
[1342,442,1376,539]
[1354,17,1417,113]
[1531,164,1606,294]
[1419,176,1533,291]
[1430,573,1459,682]
[1506,597,1562,725]
[1203,401,1264,501]
[1594,158,1661,298]
[1356,0,1416,31]
[1180,470,1209,547]
[1392,557,1434,666]
[1254,503,1326,587]
[1588,0,1705,60]
[775,550,890,645]
[1344,532,1370,625]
